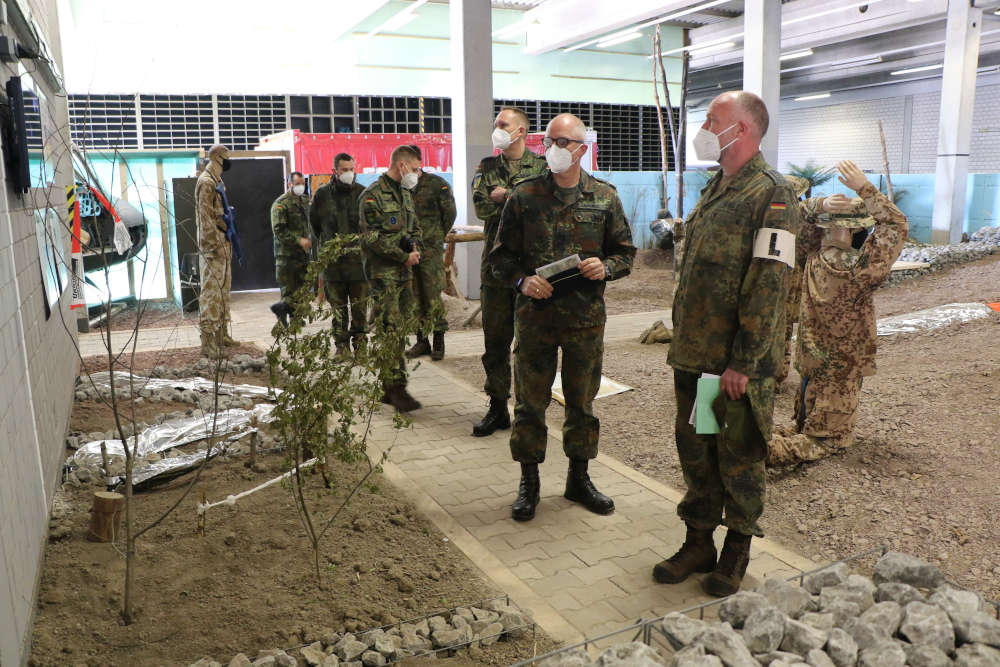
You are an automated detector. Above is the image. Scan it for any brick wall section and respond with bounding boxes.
[0,0,77,663]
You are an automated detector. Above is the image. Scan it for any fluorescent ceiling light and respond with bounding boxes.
[794,93,831,101]
[780,49,813,61]
[890,63,943,75]
[597,32,643,48]
[689,41,736,56]
[783,0,888,27]
[566,0,730,53]
[651,34,741,58]
[366,0,428,38]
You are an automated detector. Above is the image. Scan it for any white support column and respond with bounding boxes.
[931,0,982,245]
[450,0,493,298]
[742,0,781,166]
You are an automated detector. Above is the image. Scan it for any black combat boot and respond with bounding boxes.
[511,463,540,521]
[334,340,350,358]
[382,384,422,412]
[703,529,753,597]
[405,336,431,359]
[270,301,289,327]
[472,398,510,437]
[652,524,717,584]
[352,335,367,354]
[431,332,445,361]
[564,459,615,515]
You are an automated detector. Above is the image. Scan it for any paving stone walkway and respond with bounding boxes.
[77,298,814,647]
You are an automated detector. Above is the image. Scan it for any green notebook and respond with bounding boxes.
[695,374,721,435]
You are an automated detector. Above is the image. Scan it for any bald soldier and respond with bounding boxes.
[491,113,636,522]
[196,144,236,358]
[770,160,907,465]
[471,106,549,437]
[654,92,799,596]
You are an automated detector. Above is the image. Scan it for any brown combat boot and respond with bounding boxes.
[382,385,421,412]
[703,529,752,597]
[405,337,431,359]
[431,332,445,361]
[652,524,717,584]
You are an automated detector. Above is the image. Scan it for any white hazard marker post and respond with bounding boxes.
[66,185,87,319]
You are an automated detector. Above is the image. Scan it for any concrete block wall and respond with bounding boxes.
[0,1,77,665]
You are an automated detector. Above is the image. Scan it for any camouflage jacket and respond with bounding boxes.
[410,170,457,257]
[795,182,908,379]
[490,170,636,329]
[270,191,311,262]
[310,180,367,281]
[196,169,228,256]
[669,152,800,378]
[785,197,826,321]
[472,149,549,286]
[359,174,422,283]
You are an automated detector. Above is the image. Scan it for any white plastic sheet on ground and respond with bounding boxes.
[877,302,993,337]
[84,371,280,400]
[71,403,275,468]
[551,375,632,406]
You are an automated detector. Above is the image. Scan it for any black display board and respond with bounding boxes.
[170,158,285,309]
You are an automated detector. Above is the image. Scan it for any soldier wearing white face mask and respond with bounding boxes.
[311,153,369,354]
[270,171,312,326]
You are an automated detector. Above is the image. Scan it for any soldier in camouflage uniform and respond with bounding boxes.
[360,145,424,412]
[196,144,234,358]
[270,171,311,327]
[655,92,799,597]
[491,113,636,522]
[775,175,812,386]
[404,145,457,361]
[311,153,369,353]
[770,160,907,466]
[472,106,550,437]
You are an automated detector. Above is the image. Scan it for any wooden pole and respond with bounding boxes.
[878,120,895,203]
[88,491,125,542]
[676,40,690,219]
[155,159,175,301]
[651,31,670,210]
[656,26,681,212]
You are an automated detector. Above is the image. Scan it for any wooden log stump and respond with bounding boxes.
[88,491,125,542]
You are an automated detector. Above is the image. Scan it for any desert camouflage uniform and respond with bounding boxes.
[490,171,635,464]
[196,167,232,358]
[270,190,311,308]
[473,149,549,400]
[778,183,907,463]
[775,176,815,385]
[360,174,422,388]
[669,153,799,537]
[410,170,457,334]
[311,179,369,346]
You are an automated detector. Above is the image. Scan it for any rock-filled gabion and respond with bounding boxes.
[186,600,532,667]
[887,224,1000,285]
[539,552,1000,667]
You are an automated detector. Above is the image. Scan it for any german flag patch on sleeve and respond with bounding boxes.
[770,202,787,211]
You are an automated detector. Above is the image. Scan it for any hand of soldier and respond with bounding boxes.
[405,250,421,267]
[298,237,312,251]
[521,275,553,300]
[822,194,853,214]
[837,160,869,192]
[579,257,607,280]
[490,187,507,204]
[720,368,749,400]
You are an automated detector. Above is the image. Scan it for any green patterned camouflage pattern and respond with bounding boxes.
[410,170,456,333]
[490,170,636,330]
[480,285,516,400]
[310,180,367,282]
[359,174,422,283]
[472,149,549,287]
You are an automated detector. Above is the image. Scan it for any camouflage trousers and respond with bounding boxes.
[275,257,309,306]
[480,285,516,400]
[325,278,369,345]
[673,369,772,537]
[371,278,414,388]
[411,251,448,334]
[509,322,604,464]
[777,319,795,385]
[199,247,232,358]
[794,374,863,438]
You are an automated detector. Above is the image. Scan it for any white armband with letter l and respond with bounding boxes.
[752,228,795,268]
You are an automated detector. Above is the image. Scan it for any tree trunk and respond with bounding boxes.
[652,32,670,210]
[878,120,895,202]
[87,491,125,542]
[676,43,690,219]
[123,456,135,624]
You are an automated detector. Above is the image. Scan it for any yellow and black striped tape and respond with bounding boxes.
[65,185,76,219]
[419,96,425,133]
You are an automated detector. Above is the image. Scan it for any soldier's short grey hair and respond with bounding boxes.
[545,113,587,141]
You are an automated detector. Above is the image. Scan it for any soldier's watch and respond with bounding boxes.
[515,276,525,290]
[602,262,611,280]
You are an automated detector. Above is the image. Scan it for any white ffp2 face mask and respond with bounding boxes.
[692,123,738,162]
[291,184,306,196]
[401,171,419,190]
[337,171,355,185]
[545,145,578,174]
[492,127,513,150]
